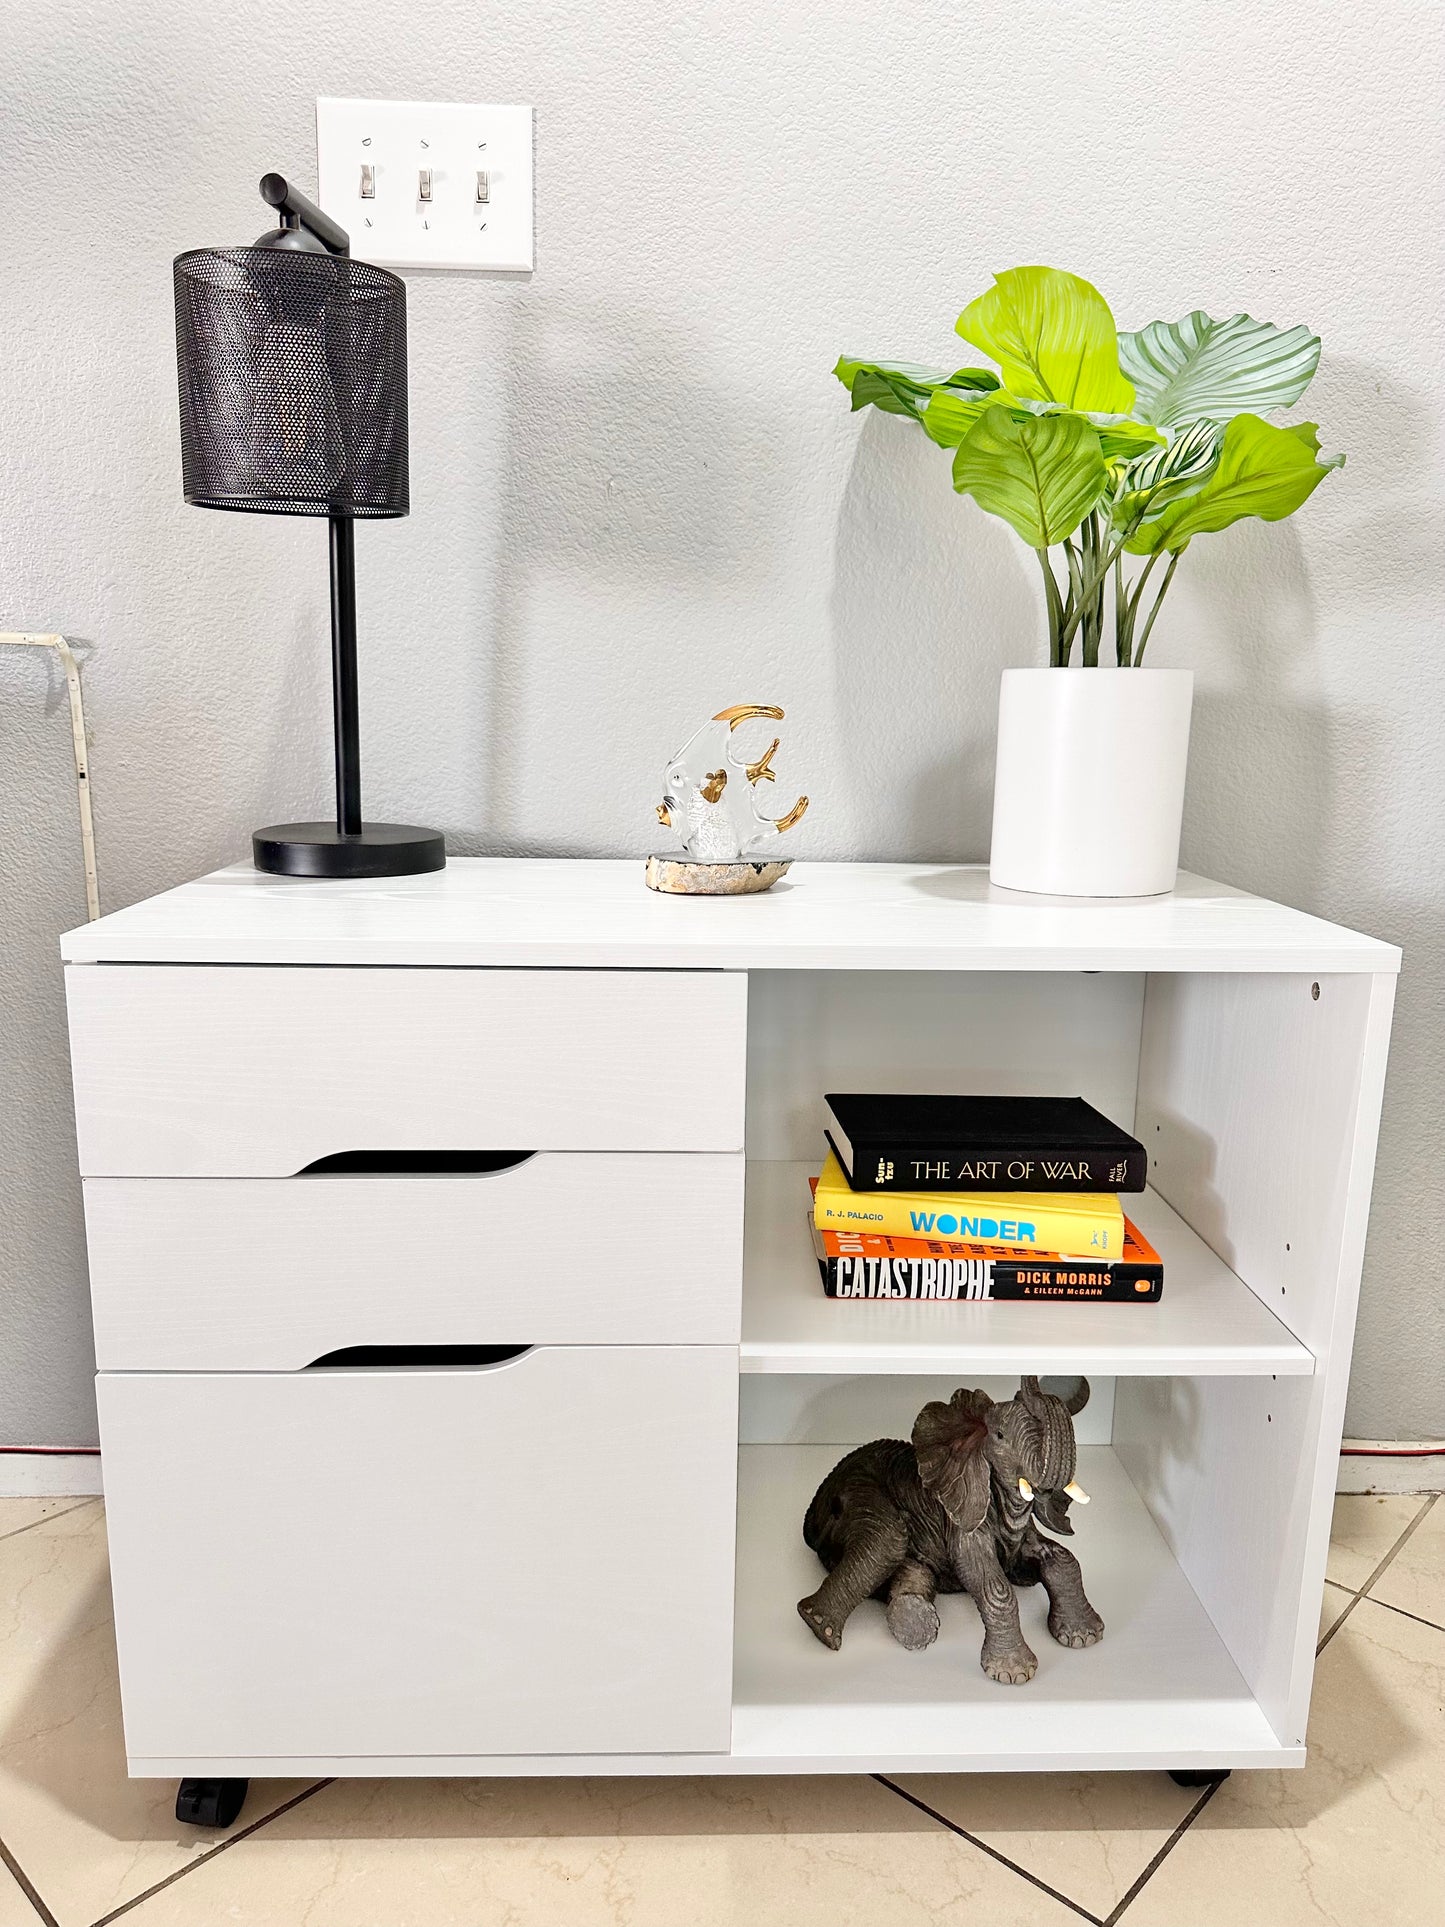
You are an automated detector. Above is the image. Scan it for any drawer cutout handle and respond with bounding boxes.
[297,1150,537,1176]
[305,1343,534,1370]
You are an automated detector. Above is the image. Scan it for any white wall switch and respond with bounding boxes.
[316,98,533,273]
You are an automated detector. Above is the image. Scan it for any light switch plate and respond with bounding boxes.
[316,98,533,272]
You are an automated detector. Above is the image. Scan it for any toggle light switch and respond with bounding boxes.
[316,98,534,271]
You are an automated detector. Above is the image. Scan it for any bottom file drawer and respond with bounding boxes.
[98,1346,738,1760]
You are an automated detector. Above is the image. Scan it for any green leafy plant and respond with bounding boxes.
[835,268,1343,666]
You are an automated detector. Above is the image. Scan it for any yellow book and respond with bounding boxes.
[812,1150,1124,1259]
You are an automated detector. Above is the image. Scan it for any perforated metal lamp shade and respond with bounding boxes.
[172,173,442,878]
[173,248,409,519]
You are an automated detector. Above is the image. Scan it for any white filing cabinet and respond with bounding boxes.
[62,859,1398,1798]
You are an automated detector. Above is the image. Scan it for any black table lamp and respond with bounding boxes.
[174,173,445,877]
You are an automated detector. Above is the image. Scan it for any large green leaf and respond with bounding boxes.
[1124,416,1343,553]
[956,267,1135,413]
[952,408,1109,548]
[920,384,1015,447]
[1008,399,1162,462]
[1089,416,1167,462]
[1118,311,1321,430]
[833,357,999,420]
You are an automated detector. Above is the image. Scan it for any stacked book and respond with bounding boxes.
[810,1094,1161,1303]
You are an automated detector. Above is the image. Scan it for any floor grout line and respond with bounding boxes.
[1319,1494,1436,1656]
[0,1830,60,1927]
[0,1500,99,1547]
[1357,1594,1445,1638]
[1103,1780,1222,1925]
[872,1775,1103,1924]
[89,1780,335,1927]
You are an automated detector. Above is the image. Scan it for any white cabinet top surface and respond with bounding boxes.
[61,858,1400,972]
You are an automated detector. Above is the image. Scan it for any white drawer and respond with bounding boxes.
[84,1153,744,1368]
[98,1346,737,1761]
[65,965,746,1174]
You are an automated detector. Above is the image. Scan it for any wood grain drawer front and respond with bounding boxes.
[84,1154,745,1368]
[98,1346,738,1760]
[65,966,747,1174]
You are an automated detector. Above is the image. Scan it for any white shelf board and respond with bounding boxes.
[740,1162,1313,1377]
[61,859,1400,974]
[731,1444,1298,1771]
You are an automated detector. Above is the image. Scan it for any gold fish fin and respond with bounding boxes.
[656,802,672,827]
[712,703,785,731]
[746,739,780,784]
[774,795,809,832]
[700,768,728,803]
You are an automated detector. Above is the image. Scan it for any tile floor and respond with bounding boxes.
[0,1491,1439,1926]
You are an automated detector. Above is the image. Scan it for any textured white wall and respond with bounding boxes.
[1,1,1441,1443]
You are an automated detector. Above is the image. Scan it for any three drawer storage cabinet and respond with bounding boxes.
[62,860,1398,1822]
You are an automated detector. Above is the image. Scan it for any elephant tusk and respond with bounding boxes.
[774,795,809,833]
[1064,1480,1090,1504]
[713,703,785,730]
[1017,1477,1034,1501]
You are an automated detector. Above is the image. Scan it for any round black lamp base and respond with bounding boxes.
[253,821,446,879]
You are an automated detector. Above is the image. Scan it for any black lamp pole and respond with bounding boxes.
[330,516,363,838]
[174,173,445,878]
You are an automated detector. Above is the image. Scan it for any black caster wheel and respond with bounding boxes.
[1168,1768,1231,1789]
[175,1778,249,1828]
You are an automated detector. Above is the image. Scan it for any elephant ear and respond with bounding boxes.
[913,1388,993,1531]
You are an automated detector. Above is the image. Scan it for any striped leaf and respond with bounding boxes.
[1124,416,1344,554]
[1112,418,1222,528]
[956,267,1136,414]
[952,408,1109,548]
[1118,311,1321,430]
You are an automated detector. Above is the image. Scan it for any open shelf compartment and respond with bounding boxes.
[740,1161,1313,1378]
[730,1442,1298,1772]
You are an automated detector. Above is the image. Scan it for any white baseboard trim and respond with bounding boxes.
[1336,1442,1445,1495]
[0,1454,103,1497]
[3,1447,1440,1500]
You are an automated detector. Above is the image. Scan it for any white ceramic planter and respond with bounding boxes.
[989,667,1194,898]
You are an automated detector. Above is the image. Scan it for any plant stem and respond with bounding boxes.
[1132,546,1185,666]
[1082,513,1104,667]
[1057,516,1140,657]
[1113,553,1128,666]
[1036,547,1065,666]
[1061,541,1083,666]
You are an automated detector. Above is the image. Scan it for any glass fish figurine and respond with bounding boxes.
[647,704,808,894]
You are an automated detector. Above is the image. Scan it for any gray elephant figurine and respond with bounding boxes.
[797,1376,1104,1684]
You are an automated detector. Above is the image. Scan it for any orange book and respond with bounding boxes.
[808,1177,1163,1301]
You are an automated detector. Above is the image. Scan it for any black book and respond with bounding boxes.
[823,1093,1147,1194]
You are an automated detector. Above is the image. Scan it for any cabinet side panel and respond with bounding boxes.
[1136,971,1380,1359]
[746,971,1145,1162]
[1129,971,1396,1740]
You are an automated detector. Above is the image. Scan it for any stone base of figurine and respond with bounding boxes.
[645,855,793,896]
